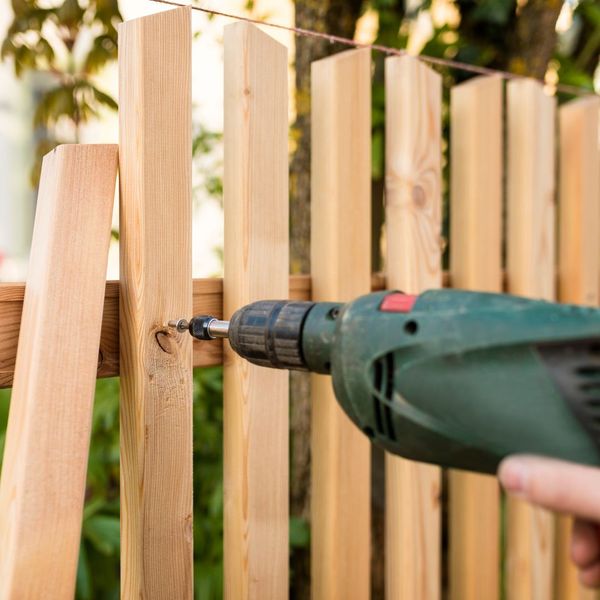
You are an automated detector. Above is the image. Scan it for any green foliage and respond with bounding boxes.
[2,0,122,185]
[193,125,224,203]
[290,516,310,549]
[0,388,10,459]
[555,0,600,98]
[0,369,225,599]
[192,367,225,599]
[76,377,120,599]
[75,369,226,599]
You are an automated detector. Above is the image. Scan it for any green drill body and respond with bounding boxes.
[187,289,600,474]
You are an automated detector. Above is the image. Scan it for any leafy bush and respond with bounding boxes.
[0,368,225,599]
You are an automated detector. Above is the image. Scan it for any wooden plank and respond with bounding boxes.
[506,77,556,600]
[558,96,600,307]
[118,8,193,598]
[448,75,503,600]
[384,55,442,600]
[311,48,371,600]
[0,144,117,598]
[0,280,121,387]
[555,95,600,600]
[223,22,289,599]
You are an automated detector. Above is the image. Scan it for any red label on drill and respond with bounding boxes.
[380,293,418,313]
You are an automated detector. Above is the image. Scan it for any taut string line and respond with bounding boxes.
[149,0,596,97]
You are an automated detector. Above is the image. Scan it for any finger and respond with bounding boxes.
[498,455,600,521]
[572,519,600,568]
[580,561,600,589]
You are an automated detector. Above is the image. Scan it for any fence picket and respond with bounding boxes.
[311,48,372,600]
[0,145,117,598]
[449,75,503,600]
[118,8,193,597]
[384,54,442,600]
[506,77,557,600]
[223,22,290,599]
[555,95,600,600]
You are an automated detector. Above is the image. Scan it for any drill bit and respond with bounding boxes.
[168,316,230,340]
[168,318,190,333]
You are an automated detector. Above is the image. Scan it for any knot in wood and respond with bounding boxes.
[412,185,426,208]
[155,329,177,354]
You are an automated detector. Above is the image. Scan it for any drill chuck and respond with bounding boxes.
[227,300,315,370]
[188,300,317,371]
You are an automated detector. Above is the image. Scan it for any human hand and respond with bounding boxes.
[498,455,600,588]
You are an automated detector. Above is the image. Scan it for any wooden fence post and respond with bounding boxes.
[119,8,193,598]
[311,48,372,600]
[555,95,600,600]
[448,75,503,600]
[506,77,556,600]
[384,54,442,600]
[223,22,289,599]
[0,144,117,598]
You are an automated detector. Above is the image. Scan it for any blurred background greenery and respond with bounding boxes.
[0,0,598,598]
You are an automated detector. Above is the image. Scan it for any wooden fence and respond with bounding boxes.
[0,6,599,599]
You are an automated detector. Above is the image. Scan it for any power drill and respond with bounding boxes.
[171,289,600,474]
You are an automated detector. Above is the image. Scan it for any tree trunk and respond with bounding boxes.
[507,0,563,78]
[290,0,363,274]
[290,3,362,599]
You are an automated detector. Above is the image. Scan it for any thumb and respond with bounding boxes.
[498,455,600,522]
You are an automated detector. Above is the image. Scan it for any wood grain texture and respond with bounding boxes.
[311,48,371,600]
[558,96,600,308]
[223,22,289,600]
[506,78,556,600]
[118,8,193,599]
[448,75,502,600]
[555,95,600,600]
[384,55,442,600]
[0,144,117,599]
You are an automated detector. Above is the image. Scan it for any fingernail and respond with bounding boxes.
[499,459,528,498]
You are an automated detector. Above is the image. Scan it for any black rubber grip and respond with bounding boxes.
[537,339,600,454]
[229,300,315,370]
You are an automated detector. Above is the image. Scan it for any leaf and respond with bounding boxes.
[372,129,384,181]
[195,562,223,600]
[82,515,120,556]
[35,38,55,64]
[290,516,310,549]
[76,543,93,600]
[95,0,122,24]
[84,35,117,73]
[34,85,76,128]
[579,1,600,27]
[470,0,514,25]
[1,38,16,60]
[30,138,60,187]
[83,497,106,520]
[91,85,118,111]
[56,0,85,29]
